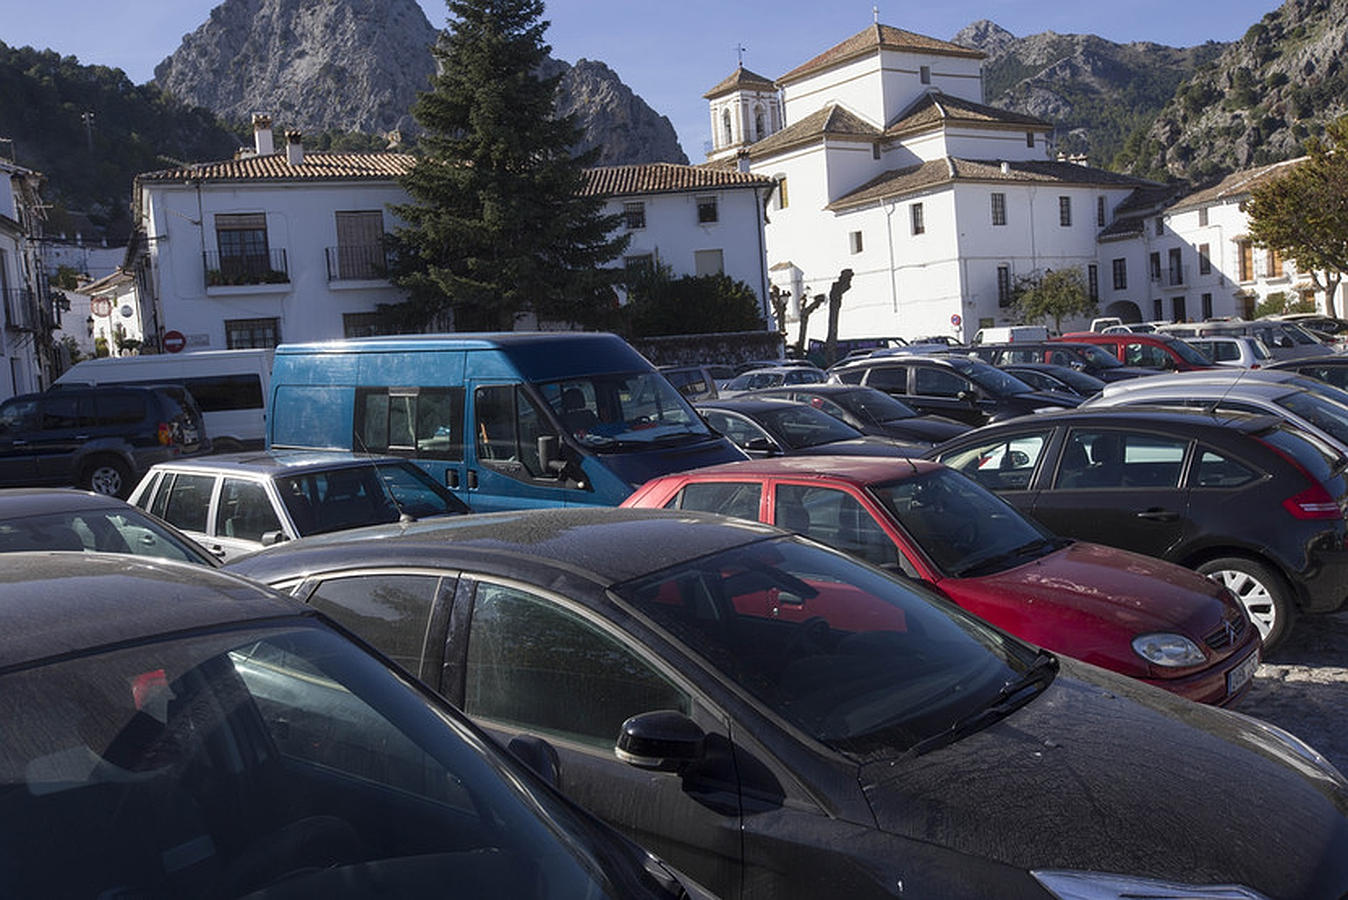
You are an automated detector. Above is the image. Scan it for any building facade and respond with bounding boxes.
[0,160,56,399]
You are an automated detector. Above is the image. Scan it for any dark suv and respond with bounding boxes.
[929,406,1348,650]
[968,341,1154,382]
[0,385,207,497]
[828,354,1080,426]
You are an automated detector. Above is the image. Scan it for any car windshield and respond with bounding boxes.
[0,621,638,899]
[1282,323,1322,345]
[615,536,1041,760]
[869,468,1055,575]
[539,372,711,450]
[758,403,865,448]
[1168,338,1213,366]
[277,463,469,536]
[1072,344,1124,368]
[960,362,1034,396]
[830,388,920,422]
[0,508,215,565]
[1276,390,1348,447]
[1048,368,1105,395]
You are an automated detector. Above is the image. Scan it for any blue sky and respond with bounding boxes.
[5,0,1281,160]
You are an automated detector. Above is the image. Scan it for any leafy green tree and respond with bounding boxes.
[1247,116,1348,318]
[624,263,764,337]
[387,0,628,332]
[1011,267,1097,332]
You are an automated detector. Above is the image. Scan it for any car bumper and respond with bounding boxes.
[1142,631,1262,707]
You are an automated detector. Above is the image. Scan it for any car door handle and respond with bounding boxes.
[1135,508,1179,522]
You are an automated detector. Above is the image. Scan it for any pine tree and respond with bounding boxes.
[388,0,628,332]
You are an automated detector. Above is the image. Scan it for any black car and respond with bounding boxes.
[999,362,1107,398]
[742,383,971,446]
[227,508,1348,899]
[968,341,1154,382]
[0,487,216,564]
[1269,356,1348,392]
[695,396,928,457]
[930,406,1348,649]
[828,354,1081,426]
[0,384,207,497]
[0,552,710,899]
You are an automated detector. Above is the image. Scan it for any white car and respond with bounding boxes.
[1184,335,1273,369]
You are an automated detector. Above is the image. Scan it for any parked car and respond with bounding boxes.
[658,364,732,401]
[828,354,1081,426]
[227,507,1348,899]
[1161,320,1332,362]
[695,397,928,457]
[998,363,1106,398]
[0,488,216,565]
[1100,321,1164,334]
[0,552,708,900]
[623,456,1259,706]
[1183,335,1273,369]
[930,406,1348,649]
[1268,356,1348,392]
[717,365,828,397]
[732,358,820,374]
[0,384,208,497]
[1269,313,1348,336]
[741,383,970,446]
[1084,370,1348,455]
[128,452,472,562]
[968,341,1154,382]
[1056,332,1214,372]
[969,324,1048,345]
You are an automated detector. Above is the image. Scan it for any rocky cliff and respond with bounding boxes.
[154,0,687,164]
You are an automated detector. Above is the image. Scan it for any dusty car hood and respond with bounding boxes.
[860,659,1348,893]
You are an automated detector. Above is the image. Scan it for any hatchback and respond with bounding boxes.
[998,363,1106,398]
[741,383,970,446]
[129,451,471,561]
[0,553,708,899]
[0,488,215,565]
[0,384,207,497]
[623,456,1259,706]
[1183,335,1273,368]
[717,365,827,397]
[1269,356,1348,392]
[930,406,1348,649]
[696,397,929,458]
[228,508,1348,899]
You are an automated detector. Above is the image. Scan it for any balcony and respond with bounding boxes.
[2,287,37,332]
[203,249,289,290]
[325,244,392,282]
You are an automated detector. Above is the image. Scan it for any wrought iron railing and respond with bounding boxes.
[325,244,393,281]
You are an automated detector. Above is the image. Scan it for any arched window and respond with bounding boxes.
[722,109,733,146]
[754,105,765,141]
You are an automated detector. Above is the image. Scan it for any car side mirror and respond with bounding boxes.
[957,389,977,404]
[744,436,779,455]
[507,734,561,787]
[260,530,289,546]
[616,711,706,772]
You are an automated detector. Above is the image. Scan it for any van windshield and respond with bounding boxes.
[539,373,712,450]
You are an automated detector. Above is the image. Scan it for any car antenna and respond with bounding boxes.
[1208,367,1247,418]
[351,416,414,524]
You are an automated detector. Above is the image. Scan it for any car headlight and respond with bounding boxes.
[1032,869,1270,899]
[1131,632,1206,667]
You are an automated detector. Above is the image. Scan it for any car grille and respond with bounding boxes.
[1204,608,1249,651]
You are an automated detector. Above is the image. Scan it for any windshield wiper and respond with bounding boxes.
[908,650,1059,757]
[953,537,1061,577]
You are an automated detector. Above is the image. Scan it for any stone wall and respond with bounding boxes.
[631,331,785,367]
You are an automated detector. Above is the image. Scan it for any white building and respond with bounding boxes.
[705,23,1164,342]
[0,160,55,399]
[65,267,145,358]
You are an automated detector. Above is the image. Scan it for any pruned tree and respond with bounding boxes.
[768,284,791,336]
[1011,267,1096,333]
[823,268,853,367]
[793,293,826,356]
[1247,116,1348,319]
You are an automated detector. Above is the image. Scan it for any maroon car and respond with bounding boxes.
[623,456,1261,706]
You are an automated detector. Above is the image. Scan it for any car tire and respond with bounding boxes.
[82,457,132,499]
[1197,557,1295,652]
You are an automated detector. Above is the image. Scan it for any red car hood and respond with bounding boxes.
[939,541,1237,673]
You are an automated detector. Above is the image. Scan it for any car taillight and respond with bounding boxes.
[1282,483,1342,519]
[157,423,173,446]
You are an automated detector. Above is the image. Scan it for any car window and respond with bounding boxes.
[1298,365,1348,391]
[0,397,39,432]
[913,367,969,398]
[783,369,824,385]
[1007,348,1043,364]
[41,393,90,429]
[670,481,762,522]
[775,483,902,571]
[1191,447,1258,489]
[307,573,444,676]
[702,410,771,448]
[215,478,283,543]
[94,392,147,427]
[1123,342,1170,368]
[463,582,690,748]
[938,432,1049,492]
[355,387,466,461]
[1055,430,1188,489]
[158,473,216,534]
[475,385,546,477]
[759,405,860,449]
[1275,390,1348,447]
[833,368,866,385]
[863,366,907,393]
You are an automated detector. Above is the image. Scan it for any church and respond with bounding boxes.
[703,21,1161,343]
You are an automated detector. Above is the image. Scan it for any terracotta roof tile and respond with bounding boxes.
[138,151,416,183]
[703,65,777,99]
[828,157,1155,210]
[886,92,1050,135]
[747,104,881,160]
[779,24,983,85]
[582,162,774,197]
[1167,157,1305,212]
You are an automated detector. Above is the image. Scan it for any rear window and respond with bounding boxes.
[94,393,147,426]
[1259,424,1347,487]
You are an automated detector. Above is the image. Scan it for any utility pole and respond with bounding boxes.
[81,112,94,152]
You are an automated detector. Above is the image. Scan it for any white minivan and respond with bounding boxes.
[970,325,1050,345]
[53,349,272,452]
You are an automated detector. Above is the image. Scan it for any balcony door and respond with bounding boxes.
[335,210,385,279]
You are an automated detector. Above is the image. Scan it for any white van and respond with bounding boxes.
[970,325,1050,345]
[53,349,272,452]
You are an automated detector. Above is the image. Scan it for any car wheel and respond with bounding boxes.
[1197,557,1295,652]
[82,457,132,498]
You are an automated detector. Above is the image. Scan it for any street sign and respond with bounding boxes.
[163,330,186,353]
[950,313,962,327]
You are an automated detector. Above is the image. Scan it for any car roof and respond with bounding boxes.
[1098,380,1300,402]
[733,365,824,377]
[229,507,782,589]
[654,455,942,484]
[1097,370,1300,392]
[939,404,1285,435]
[748,383,870,396]
[1268,356,1348,368]
[0,553,305,669]
[145,450,412,477]
[0,488,138,519]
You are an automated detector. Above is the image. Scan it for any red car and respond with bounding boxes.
[623,456,1261,706]
[1056,332,1214,372]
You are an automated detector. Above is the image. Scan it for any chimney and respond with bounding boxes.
[285,130,304,166]
[253,113,274,156]
[1000,160,1010,175]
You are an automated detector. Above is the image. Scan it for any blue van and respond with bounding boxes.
[267,332,746,511]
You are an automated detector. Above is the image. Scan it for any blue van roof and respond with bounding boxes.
[274,331,653,382]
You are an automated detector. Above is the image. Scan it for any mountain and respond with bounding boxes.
[1115,0,1348,184]
[154,0,687,164]
[955,20,1225,170]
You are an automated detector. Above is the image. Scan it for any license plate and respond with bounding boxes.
[1228,649,1260,696]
